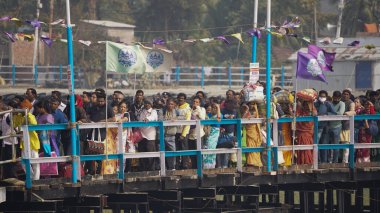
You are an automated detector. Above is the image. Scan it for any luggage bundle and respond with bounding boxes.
[242,82,264,103]
[296,89,317,101]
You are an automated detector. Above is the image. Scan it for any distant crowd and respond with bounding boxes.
[1,85,380,180]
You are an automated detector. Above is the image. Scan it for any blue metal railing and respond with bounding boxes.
[0,65,292,88]
[20,114,380,189]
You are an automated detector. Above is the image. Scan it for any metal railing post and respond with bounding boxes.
[240,66,245,84]
[196,120,203,177]
[59,64,63,81]
[349,116,355,169]
[237,120,242,172]
[194,66,199,86]
[117,123,124,179]
[21,125,32,189]
[201,65,205,89]
[159,122,166,176]
[281,65,285,88]
[313,116,319,169]
[228,64,232,88]
[11,64,16,86]
[218,67,221,85]
[273,119,278,171]
[34,64,38,86]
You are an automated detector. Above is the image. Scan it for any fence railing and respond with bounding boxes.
[0,65,292,89]
[18,114,380,189]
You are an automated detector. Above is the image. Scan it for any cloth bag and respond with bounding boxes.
[39,152,58,176]
[217,133,236,148]
[87,129,104,154]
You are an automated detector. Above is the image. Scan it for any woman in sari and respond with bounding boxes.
[357,99,376,163]
[34,100,57,156]
[203,103,221,169]
[279,101,294,166]
[241,101,263,167]
[295,99,317,165]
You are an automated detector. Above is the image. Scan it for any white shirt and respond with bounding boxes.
[2,113,18,146]
[138,108,158,140]
[30,99,36,114]
[58,102,67,112]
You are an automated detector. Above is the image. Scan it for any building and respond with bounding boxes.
[80,20,135,44]
[287,37,380,92]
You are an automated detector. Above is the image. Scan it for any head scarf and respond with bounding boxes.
[75,94,83,108]
[20,99,33,110]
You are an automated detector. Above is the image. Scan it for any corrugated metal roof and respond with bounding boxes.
[81,20,135,28]
[287,37,380,62]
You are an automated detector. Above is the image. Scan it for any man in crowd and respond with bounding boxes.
[25,88,38,114]
[330,91,345,163]
[314,90,336,163]
[341,89,356,163]
[86,92,115,175]
[176,93,192,169]
[51,91,66,112]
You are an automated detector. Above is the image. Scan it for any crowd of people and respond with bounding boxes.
[0,85,380,181]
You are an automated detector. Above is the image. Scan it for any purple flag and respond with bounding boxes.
[40,35,53,47]
[153,38,165,45]
[3,32,16,42]
[26,19,43,28]
[296,51,327,83]
[215,36,230,45]
[348,40,360,47]
[246,28,261,39]
[307,44,335,72]
[0,16,11,21]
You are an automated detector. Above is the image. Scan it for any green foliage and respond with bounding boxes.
[0,0,372,67]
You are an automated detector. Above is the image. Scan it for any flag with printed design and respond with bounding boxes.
[296,51,327,83]
[106,41,146,74]
[140,46,174,73]
[307,45,335,72]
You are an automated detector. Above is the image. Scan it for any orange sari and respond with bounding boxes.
[295,104,316,165]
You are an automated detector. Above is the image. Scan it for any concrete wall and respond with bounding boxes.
[292,61,357,92]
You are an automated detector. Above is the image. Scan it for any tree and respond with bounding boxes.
[342,0,380,36]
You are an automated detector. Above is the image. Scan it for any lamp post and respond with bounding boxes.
[65,0,78,183]
[252,0,258,62]
[265,0,272,172]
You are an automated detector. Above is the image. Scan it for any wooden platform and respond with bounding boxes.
[0,165,379,212]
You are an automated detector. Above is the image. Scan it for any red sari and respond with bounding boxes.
[356,105,375,163]
[295,103,316,165]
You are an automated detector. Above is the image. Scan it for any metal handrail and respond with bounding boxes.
[20,114,380,189]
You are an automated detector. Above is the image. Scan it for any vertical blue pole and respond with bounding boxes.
[252,0,258,63]
[175,65,180,83]
[59,64,63,81]
[349,144,355,169]
[197,151,202,177]
[12,64,16,86]
[313,116,319,144]
[24,159,32,189]
[201,65,205,89]
[66,0,78,183]
[218,67,221,85]
[265,0,272,172]
[252,36,257,62]
[237,120,242,148]
[194,66,199,86]
[34,64,38,86]
[159,122,165,152]
[281,65,285,88]
[240,66,244,83]
[228,64,232,88]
